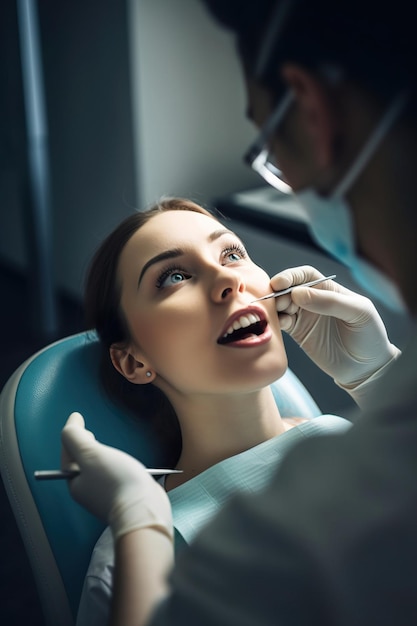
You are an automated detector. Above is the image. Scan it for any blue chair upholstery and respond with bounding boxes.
[0,331,321,626]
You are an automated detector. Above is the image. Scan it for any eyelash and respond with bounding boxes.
[155,242,248,289]
[155,264,190,289]
[222,243,248,262]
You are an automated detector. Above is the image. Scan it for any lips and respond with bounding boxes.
[217,307,269,346]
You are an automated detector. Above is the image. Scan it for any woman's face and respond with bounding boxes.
[116,210,287,398]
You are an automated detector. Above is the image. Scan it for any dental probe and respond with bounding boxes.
[34,468,183,481]
[251,274,336,302]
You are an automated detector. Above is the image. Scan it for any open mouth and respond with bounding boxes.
[217,313,268,345]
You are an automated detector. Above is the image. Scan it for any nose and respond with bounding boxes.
[210,265,245,303]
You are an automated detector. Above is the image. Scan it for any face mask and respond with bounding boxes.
[294,92,408,314]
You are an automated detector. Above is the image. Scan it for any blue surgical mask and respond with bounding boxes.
[294,93,408,314]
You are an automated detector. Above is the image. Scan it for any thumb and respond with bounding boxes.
[291,285,367,323]
[61,412,96,467]
[65,411,86,429]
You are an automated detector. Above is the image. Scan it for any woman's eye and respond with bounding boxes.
[156,268,191,289]
[223,244,247,264]
[169,272,186,284]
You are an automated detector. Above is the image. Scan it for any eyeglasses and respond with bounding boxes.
[243,90,294,194]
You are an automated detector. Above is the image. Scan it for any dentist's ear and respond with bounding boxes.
[109,345,154,384]
[281,63,339,169]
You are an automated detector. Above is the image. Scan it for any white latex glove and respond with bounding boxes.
[61,412,173,543]
[271,265,401,408]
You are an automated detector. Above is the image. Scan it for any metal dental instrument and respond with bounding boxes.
[34,468,183,481]
[252,274,336,302]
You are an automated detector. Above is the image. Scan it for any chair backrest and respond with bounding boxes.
[0,331,321,626]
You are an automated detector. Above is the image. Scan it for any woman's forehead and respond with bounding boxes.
[119,210,233,271]
[147,209,221,232]
[130,210,227,249]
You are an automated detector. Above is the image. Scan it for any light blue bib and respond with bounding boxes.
[168,414,350,545]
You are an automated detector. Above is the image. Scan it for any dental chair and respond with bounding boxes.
[0,331,321,626]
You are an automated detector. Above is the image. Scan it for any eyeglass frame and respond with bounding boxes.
[243,90,294,194]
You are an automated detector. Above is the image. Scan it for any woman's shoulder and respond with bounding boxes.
[294,414,352,437]
[282,413,351,435]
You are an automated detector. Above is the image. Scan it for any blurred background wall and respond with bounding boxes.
[0,0,259,301]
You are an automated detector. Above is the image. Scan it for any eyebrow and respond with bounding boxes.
[137,228,236,287]
[209,228,235,241]
[138,248,183,286]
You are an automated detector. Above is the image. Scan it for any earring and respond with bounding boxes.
[146,371,152,378]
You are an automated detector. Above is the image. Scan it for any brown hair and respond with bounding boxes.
[84,197,219,466]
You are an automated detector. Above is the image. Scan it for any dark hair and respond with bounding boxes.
[202,0,417,106]
[84,197,219,466]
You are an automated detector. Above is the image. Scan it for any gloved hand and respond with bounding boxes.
[270,266,401,408]
[61,412,173,543]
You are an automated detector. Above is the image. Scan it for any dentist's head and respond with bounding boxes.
[203,0,417,314]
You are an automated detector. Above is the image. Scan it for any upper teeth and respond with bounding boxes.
[223,313,261,338]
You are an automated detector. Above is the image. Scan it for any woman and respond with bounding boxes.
[74,197,350,626]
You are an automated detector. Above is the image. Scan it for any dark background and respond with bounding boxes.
[0,265,83,625]
[0,0,133,622]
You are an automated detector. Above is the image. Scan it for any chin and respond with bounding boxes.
[244,359,289,391]
[264,353,288,381]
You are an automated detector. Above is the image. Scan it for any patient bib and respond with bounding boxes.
[168,414,350,545]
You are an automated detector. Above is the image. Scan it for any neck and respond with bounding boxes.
[167,386,285,487]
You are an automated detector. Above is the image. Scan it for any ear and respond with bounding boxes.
[281,63,338,168]
[109,345,154,385]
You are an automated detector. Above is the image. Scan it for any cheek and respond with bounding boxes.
[128,306,203,365]
[249,266,273,292]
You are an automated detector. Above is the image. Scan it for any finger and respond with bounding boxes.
[61,418,97,465]
[61,413,85,468]
[277,312,296,332]
[61,437,80,472]
[275,293,293,312]
[270,265,323,293]
[291,285,374,323]
[63,412,95,443]
[65,411,85,428]
[276,296,299,314]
